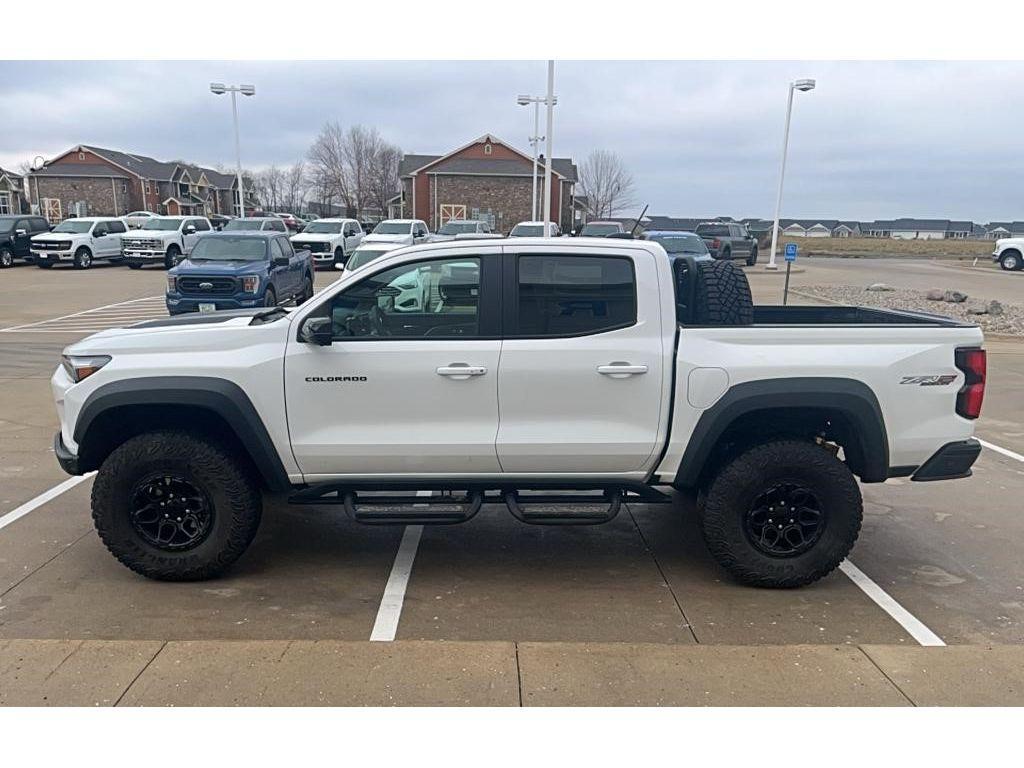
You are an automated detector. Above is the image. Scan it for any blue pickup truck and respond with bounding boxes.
[165,231,314,315]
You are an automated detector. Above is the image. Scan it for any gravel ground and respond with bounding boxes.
[794,285,1024,336]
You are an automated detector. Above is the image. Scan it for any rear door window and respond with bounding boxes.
[512,255,636,337]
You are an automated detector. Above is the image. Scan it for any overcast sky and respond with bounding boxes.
[2,60,1022,222]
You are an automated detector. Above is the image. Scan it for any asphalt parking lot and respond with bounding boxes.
[2,257,1024,705]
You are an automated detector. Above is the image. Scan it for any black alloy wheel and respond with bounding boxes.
[744,482,825,557]
[129,473,214,551]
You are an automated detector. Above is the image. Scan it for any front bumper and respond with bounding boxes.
[166,294,263,314]
[125,250,167,262]
[54,431,80,475]
[32,249,74,262]
[911,439,982,481]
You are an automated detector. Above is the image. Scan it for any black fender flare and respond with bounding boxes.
[74,376,292,491]
[672,377,889,488]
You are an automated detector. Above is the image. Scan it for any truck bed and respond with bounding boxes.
[751,304,974,327]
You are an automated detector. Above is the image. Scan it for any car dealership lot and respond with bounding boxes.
[2,257,1024,704]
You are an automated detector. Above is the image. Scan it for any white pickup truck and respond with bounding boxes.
[51,238,987,586]
[121,216,213,269]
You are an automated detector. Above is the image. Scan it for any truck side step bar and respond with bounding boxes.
[288,483,673,526]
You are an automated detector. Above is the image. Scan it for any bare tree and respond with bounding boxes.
[577,150,636,219]
[255,165,285,211]
[307,121,355,215]
[282,162,307,213]
[307,122,402,219]
[366,142,401,220]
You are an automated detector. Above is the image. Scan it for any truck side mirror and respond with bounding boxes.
[272,255,290,267]
[299,316,333,346]
[185,225,196,234]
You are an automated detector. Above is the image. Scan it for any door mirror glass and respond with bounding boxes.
[273,255,290,267]
[185,225,196,234]
[94,229,107,237]
[299,316,333,345]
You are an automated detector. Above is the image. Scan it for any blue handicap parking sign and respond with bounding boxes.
[784,243,798,261]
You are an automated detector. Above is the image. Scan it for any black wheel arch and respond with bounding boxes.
[672,377,889,489]
[73,376,292,492]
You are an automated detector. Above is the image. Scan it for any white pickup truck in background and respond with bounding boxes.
[121,215,213,269]
[51,238,986,587]
[290,217,364,269]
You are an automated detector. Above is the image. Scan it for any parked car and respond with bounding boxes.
[209,214,232,231]
[53,240,987,587]
[641,230,712,261]
[580,221,626,237]
[991,237,1024,271]
[30,217,127,269]
[165,231,314,315]
[224,217,288,233]
[364,219,430,246]
[343,241,403,272]
[509,221,561,237]
[122,216,213,270]
[694,221,758,265]
[274,212,305,232]
[290,218,364,269]
[433,220,493,242]
[124,211,159,229]
[0,215,50,268]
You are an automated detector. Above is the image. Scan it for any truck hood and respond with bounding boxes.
[127,229,177,239]
[362,233,412,245]
[172,259,268,276]
[291,233,337,243]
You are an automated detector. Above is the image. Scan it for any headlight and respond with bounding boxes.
[166,275,177,292]
[61,354,111,383]
[242,275,260,293]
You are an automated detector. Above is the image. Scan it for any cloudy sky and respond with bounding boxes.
[2,60,1022,222]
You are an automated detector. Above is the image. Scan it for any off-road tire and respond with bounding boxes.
[746,246,758,267]
[699,439,862,588]
[164,245,181,270]
[334,246,345,268]
[91,430,262,581]
[264,287,277,308]
[693,259,754,326]
[73,246,92,269]
[0,247,13,268]
[1000,250,1022,271]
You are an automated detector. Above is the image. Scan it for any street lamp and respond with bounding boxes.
[517,93,557,222]
[210,82,256,217]
[766,78,816,270]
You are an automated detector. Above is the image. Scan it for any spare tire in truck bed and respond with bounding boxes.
[692,259,754,326]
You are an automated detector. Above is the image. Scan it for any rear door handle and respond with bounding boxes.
[597,363,648,376]
[436,364,487,379]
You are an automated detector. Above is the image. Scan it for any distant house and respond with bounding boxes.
[862,218,975,240]
[780,219,840,238]
[833,221,861,237]
[26,145,256,222]
[643,215,715,232]
[982,222,1024,239]
[0,167,27,215]
[397,134,578,233]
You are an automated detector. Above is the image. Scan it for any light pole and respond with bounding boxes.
[210,82,255,217]
[517,93,557,221]
[766,78,815,270]
[542,60,556,235]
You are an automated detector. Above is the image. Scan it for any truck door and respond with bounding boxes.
[284,247,502,477]
[496,246,666,474]
[270,237,299,296]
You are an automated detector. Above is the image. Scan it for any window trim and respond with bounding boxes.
[501,252,638,340]
[299,253,501,343]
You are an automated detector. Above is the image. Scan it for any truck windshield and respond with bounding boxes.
[648,234,708,254]
[695,224,730,237]
[224,219,265,231]
[188,237,267,261]
[581,223,621,236]
[510,224,544,237]
[439,221,479,235]
[52,221,94,233]
[144,219,185,231]
[373,222,411,235]
[304,222,345,234]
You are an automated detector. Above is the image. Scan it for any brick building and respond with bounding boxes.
[395,135,577,233]
[26,145,256,223]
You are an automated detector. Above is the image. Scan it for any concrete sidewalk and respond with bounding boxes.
[2,639,1023,706]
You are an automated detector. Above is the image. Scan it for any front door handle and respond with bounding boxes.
[597,363,648,376]
[436,363,487,379]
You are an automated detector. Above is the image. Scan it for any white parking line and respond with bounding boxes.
[0,473,95,533]
[0,296,165,334]
[839,560,945,646]
[370,524,424,641]
[979,438,1024,463]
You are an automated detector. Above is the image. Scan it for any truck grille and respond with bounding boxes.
[33,240,71,250]
[301,241,331,253]
[124,238,162,250]
[177,276,238,296]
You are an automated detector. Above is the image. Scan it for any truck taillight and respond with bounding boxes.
[954,347,986,419]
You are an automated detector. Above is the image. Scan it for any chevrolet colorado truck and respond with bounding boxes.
[51,238,986,586]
